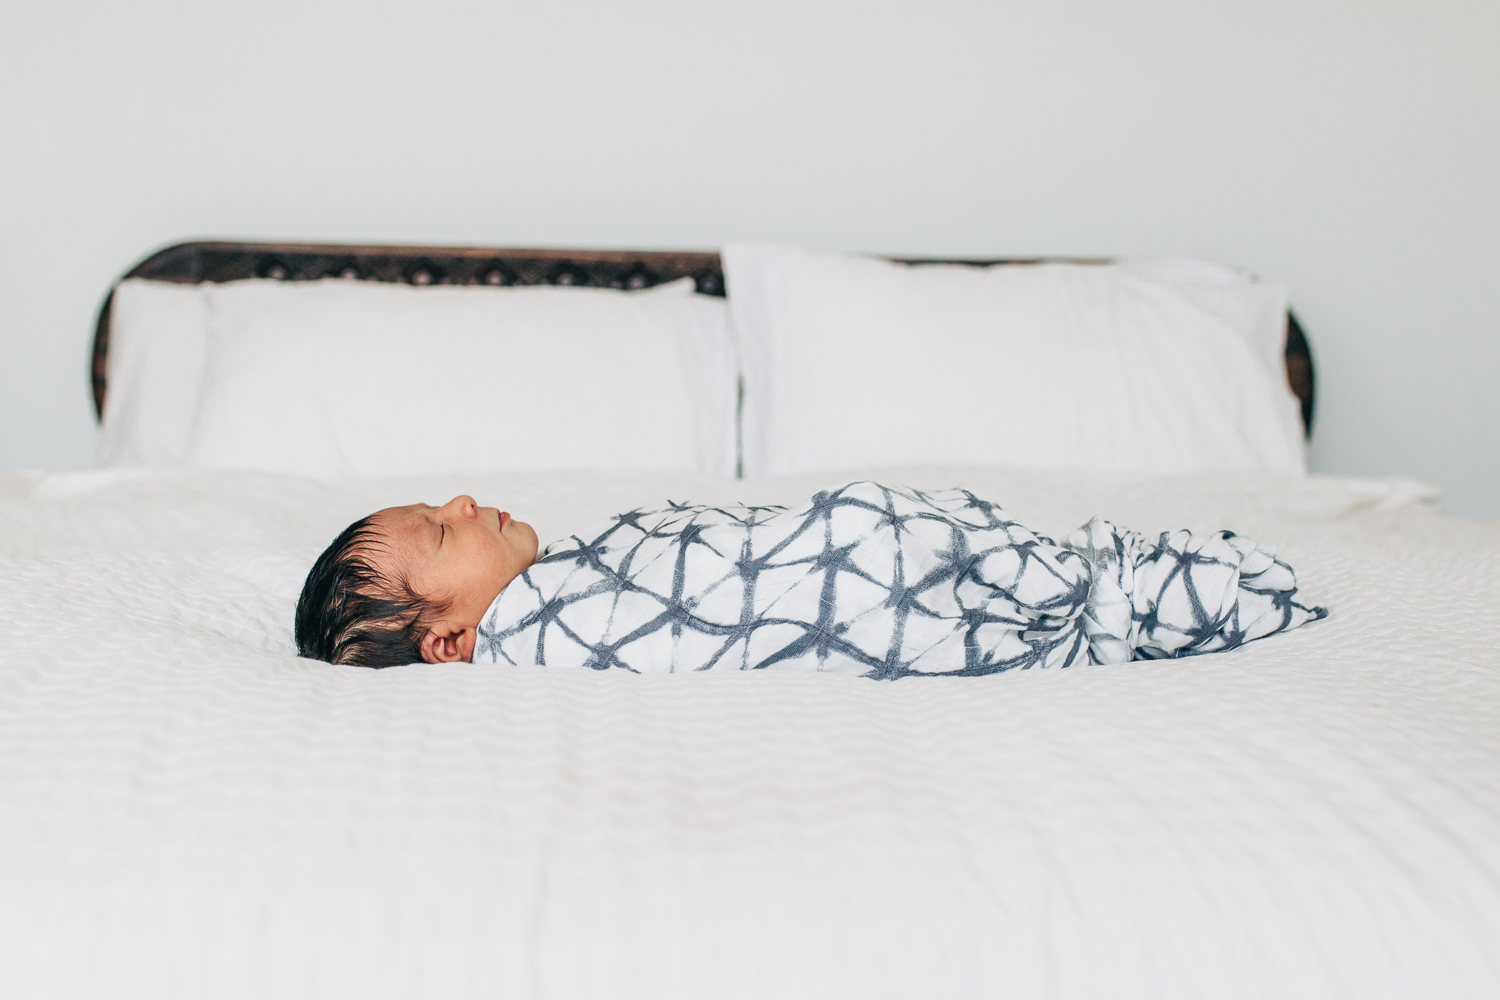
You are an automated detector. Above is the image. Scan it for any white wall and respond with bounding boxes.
[2,0,1496,513]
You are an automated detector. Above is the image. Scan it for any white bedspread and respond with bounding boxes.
[1,465,1497,999]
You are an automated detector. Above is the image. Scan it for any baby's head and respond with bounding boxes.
[295,495,539,667]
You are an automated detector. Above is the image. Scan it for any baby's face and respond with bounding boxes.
[369,495,540,661]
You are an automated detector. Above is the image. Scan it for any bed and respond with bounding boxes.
[1,241,1496,999]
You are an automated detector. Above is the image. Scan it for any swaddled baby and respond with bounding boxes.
[296,482,1325,674]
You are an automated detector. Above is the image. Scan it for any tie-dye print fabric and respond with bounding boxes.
[473,482,1324,676]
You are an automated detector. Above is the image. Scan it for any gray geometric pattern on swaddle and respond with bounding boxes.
[472,482,1325,678]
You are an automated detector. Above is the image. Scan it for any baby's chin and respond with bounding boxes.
[512,520,541,560]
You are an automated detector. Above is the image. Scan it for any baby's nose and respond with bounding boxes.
[443,495,478,515]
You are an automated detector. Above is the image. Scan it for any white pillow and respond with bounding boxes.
[724,244,1306,479]
[95,279,211,466]
[184,277,737,479]
[1121,257,1294,389]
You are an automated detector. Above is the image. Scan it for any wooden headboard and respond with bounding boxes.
[92,240,1316,436]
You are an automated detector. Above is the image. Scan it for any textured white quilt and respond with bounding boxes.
[1,465,1498,999]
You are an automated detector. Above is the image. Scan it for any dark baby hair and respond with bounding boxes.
[294,515,451,667]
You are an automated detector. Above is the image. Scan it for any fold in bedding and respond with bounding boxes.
[474,481,1324,676]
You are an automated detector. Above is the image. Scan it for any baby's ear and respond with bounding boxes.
[420,626,469,664]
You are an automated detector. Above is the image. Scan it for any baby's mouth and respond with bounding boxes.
[498,511,511,531]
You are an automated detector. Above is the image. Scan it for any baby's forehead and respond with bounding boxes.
[371,504,428,531]
[371,499,444,548]
[362,507,423,564]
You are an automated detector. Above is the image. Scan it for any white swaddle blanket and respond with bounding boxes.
[473,481,1324,676]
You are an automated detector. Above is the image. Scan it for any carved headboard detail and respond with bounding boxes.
[92,240,1315,436]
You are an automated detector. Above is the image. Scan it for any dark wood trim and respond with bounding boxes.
[91,240,1315,439]
[1285,311,1316,436]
